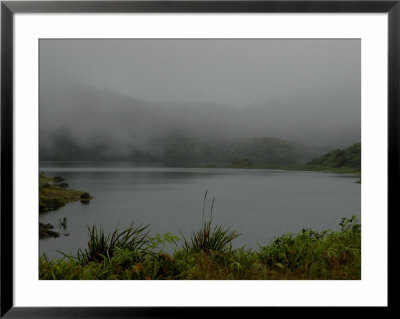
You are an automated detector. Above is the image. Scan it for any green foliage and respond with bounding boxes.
[39,172,53,186]
[181,219,240,254]
[181,194,240,253]
[148,232,181,252]
[306,143,361,171]
[163,137,304,166]
[39,216,361,280]
[76,221,151,264]
[39,173,91,212]
[40,127,108,161]
[41,128,309,165]
[257,216,361,278]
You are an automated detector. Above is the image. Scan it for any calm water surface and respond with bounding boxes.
[39,162,361,259]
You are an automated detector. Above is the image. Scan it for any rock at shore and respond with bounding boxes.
[39,223,60,239]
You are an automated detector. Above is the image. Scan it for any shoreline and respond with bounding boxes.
[39,172,93,238]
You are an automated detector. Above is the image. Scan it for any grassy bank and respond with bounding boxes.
[39,172,93,238]
[39,216,360,280]
[39,173,93,212]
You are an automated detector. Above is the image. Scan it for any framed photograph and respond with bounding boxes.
[1,0,395,316]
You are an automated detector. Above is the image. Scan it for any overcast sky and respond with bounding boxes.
[40,39,360,149]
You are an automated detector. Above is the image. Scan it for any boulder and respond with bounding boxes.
[80,192,90,199]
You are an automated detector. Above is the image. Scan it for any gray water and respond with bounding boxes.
[39,161,361,259]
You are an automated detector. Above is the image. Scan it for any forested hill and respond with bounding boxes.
[306,143,361,171]
[162,137,307,166]
[40,130,319,166]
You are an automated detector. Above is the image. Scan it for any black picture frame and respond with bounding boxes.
[1,0,396,317]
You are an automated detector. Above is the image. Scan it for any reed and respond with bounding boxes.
[182,193,240,253]
[76,221,151,264]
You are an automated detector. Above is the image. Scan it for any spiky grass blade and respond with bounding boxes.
[182,193,240,253]
[77,221,151,264]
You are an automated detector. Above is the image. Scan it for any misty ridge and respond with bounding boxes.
[39,39,361,165]
[39,82,361,165]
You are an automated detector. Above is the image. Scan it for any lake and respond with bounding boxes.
[39,161,361,259]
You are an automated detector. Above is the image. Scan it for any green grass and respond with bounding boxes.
[39,172,53,186]
[39,173,94,238]
[39,216,361,280]
[39,172,93,212]
[181,193,240,253]
[76,222,151,264]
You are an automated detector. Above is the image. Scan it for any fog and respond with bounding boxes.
[40,39,360,157]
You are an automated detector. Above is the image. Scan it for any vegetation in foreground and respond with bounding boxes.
[39,214,360,280]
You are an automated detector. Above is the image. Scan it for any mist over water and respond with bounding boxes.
[40,39,361,156]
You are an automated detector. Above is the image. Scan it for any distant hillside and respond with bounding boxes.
[162,136,308,166]
[306,143,361,171]
[40,129,317,166]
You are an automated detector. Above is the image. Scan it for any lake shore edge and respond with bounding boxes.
[39,172,93,239]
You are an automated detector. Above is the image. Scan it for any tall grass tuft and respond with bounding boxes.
[77,221,151,264]
[182,192,240,253]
